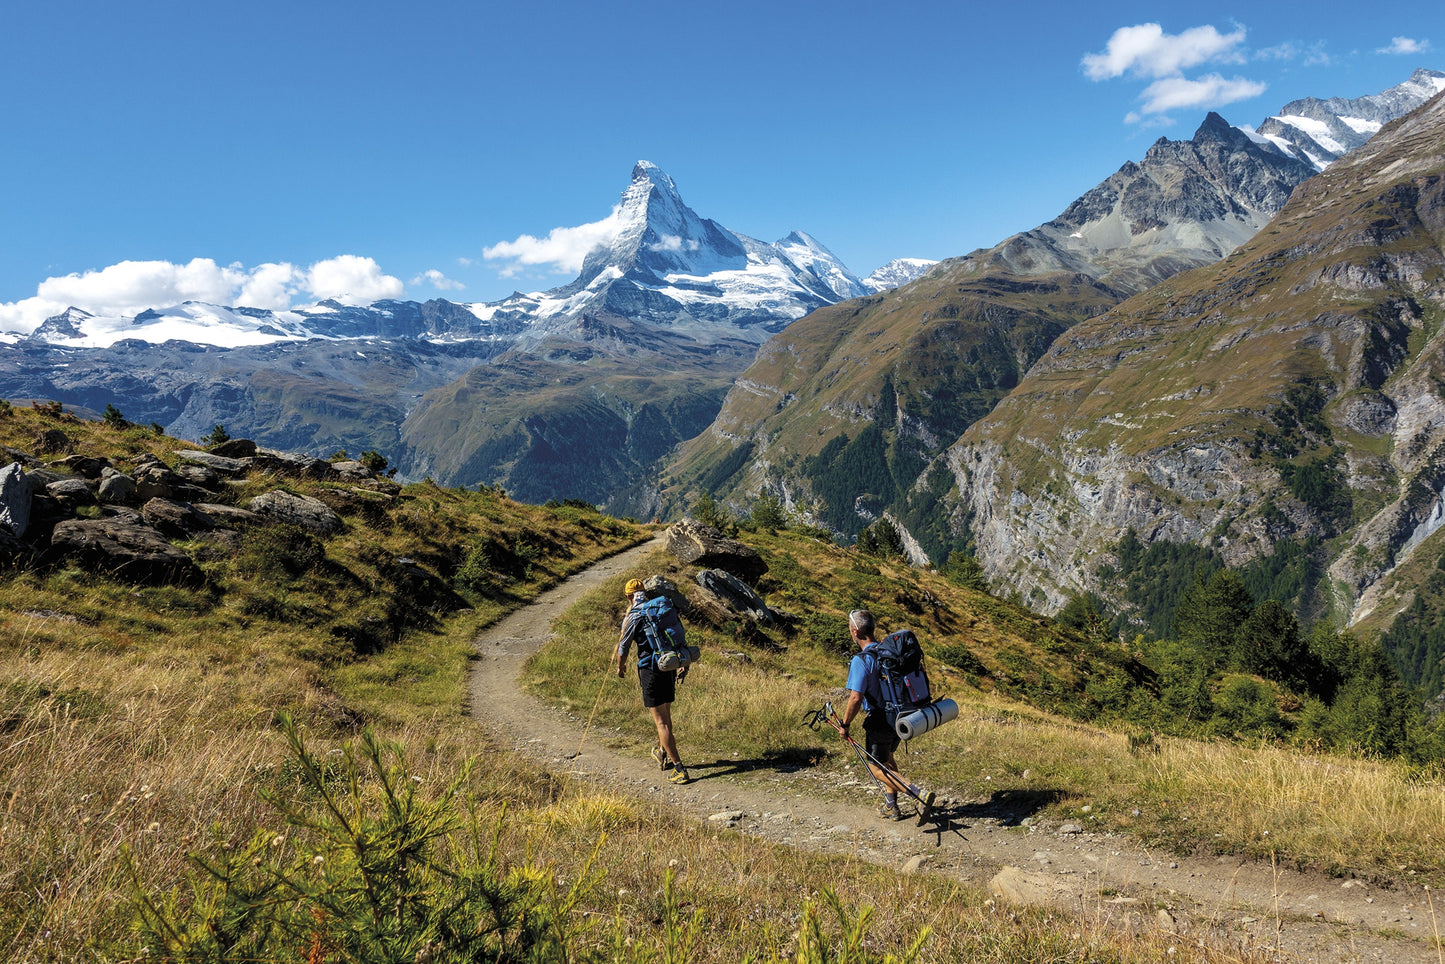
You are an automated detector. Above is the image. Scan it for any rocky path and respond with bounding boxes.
[468,539,1442,964]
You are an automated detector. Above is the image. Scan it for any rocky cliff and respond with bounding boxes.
[940,90,1445,634]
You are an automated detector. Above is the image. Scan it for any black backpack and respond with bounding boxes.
[870,629,933,723]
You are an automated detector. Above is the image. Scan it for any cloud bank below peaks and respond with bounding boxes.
[0,255,405,335]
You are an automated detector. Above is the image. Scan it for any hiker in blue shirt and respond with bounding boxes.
[838,609,933,820]
[616,578,691,785]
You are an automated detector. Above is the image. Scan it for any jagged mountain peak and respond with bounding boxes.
[1243,67,1445,171]
[478,162,879,340]
[1192,110,1253,147]
[630,159,675,190]
[1016,106,1318,293]
[941,82,1445,627]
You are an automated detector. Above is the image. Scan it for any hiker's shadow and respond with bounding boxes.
[923,788,1067,842]
[687,748,822,782]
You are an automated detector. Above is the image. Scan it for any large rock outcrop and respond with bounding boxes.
[664,521,767,582]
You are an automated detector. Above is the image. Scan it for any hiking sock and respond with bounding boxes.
[885,792,898,808]
[906,783,922,797]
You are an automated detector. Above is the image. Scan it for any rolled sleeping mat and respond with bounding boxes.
[894,698,959,741]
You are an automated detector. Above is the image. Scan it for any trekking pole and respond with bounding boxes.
[803,701,935,824]
[803,702,890,796]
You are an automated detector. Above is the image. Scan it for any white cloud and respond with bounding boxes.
[1084,22,1270,125]
[302,255,404,305]
[237,262,304,310]
[482,206,626,277]
[34,258,246,313]
[412,268,465,291]
[0,254,405,333]
[1377,36,1430,56]
[1137,74,1269,115]
[1083,23,1247,80]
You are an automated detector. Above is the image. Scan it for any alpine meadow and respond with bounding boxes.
[5,51,1445,964]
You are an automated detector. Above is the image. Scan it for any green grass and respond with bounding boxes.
[0,404,1437,962]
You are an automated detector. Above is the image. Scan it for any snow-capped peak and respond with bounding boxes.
[1242,67,1445,171]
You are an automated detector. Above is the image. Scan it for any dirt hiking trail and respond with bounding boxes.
[468,538,1443,964]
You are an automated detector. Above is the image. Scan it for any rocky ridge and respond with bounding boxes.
[659,103,1323,554]
[939,89,1445,623]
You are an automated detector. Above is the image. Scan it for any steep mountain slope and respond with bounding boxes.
[938,90,1445,651]
[660,111,1320,554]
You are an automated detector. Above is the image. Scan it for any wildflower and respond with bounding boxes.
[146,822,160,833]
[312,855,324,866]
[271,835,286,848]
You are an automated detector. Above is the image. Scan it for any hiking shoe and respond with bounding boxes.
[876,799,902,821]
[917,790,936,826]
[650,745,673,771]
[668,767,692,785]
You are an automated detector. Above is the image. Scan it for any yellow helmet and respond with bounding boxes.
[624,578,644,596]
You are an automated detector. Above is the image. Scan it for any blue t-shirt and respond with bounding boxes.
[846,647,885,717]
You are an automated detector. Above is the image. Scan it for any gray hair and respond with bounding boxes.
[848,609,875,638]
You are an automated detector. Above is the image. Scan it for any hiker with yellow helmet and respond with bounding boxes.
[616,577,692,784]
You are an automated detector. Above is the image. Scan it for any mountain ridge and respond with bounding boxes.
[657,89,1335,555]
[938,88,1445,643]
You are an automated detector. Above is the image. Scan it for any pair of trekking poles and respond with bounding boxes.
[802,701,935,826]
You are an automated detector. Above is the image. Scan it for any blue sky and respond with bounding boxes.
[0,0,1438,331]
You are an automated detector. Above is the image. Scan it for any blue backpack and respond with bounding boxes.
[636,595,699,672]
[871,629,932,722]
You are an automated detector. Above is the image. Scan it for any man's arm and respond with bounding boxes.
[839,689,864,738]
[615,608,640,677]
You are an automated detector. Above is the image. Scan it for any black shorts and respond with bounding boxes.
[637,665,676,708]
[864,714,898,762]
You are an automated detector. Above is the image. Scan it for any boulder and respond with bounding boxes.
[329,460,375,479]
[46,477,96,507]
[207,438,258,459]
[50,454,108,478]
[133,463,179,500]
[50,517,202,585]
[141,498,217,539]
[1,445,41,467]
[98,470,140,505]
[988,866,1079,907]
[664,521,767,581]
[247,490,343,535]
[642,574,691,613]
[23,468,65,487]
[0,463,33,537]
[36,429,73,455]
[174,463,220,488]
[691,568,777,627]
[193,503,260,527]
[172,482,223,503]
[176,450,247,476]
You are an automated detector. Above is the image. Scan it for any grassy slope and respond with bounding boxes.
[527,527,1445,881]
[660,263,1121,533]
[0,405,1436,962]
